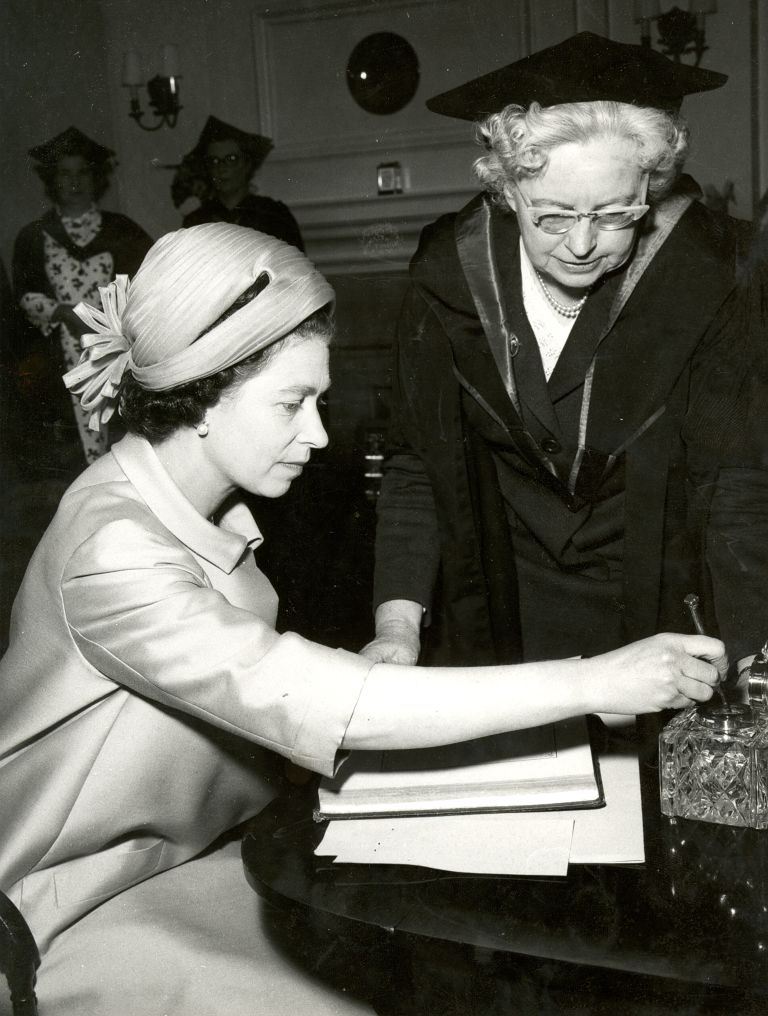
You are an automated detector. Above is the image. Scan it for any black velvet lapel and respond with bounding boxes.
[547,270,622,403]
[451,199,524,431]
[454,197,562,439]
[503,267,563,439]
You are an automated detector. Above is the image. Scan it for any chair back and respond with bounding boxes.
[0,891,39,1016]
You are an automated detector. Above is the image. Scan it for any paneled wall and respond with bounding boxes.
[251,0,764,271]
[2,0,765,267]
[2,0,766,464]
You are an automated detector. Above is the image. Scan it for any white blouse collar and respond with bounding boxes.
[57,204,100,225]
[111,434,262,574]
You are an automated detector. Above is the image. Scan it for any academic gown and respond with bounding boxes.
[183,193,305,251]
[11,209,152,456]
[13,209,152,314]
[373,187,763,665]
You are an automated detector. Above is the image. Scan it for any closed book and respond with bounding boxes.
[316,715,603,820]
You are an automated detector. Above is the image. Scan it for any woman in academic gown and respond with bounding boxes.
[178,115,304,251]
[0,224,722,1015]
[365,33,764,682]
[12,126,152,471]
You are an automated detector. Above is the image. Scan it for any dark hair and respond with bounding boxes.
[119,282,334,443]
[36,149,113,204]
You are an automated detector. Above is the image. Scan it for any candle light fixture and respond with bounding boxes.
[634,1,717,66]
[122,45,182,131]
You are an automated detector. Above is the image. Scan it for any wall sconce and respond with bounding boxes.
[122,45,182,131]
[634,2,717,66]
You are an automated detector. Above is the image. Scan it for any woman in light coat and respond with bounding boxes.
[0,224,723,1015]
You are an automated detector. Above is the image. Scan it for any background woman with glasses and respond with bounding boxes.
[363,33,764,695]
[178,115,304,251]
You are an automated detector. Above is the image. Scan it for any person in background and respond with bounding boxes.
[0,224,722,1015]
[12,127,152,474]
[365,33,764,689]
[178,115,304,250]
[0,256,22,471]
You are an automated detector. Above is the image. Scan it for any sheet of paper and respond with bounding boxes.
[320,814,574,875]
[569,748,644,863]
[315,742,643,873]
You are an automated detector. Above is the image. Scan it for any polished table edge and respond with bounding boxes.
[242,722,768,993]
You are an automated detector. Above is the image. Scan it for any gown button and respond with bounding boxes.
[541,437,561,455]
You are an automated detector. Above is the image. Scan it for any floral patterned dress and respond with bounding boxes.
[14,206,152,469]
[19,207,114,462]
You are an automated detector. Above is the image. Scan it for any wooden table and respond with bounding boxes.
[242,732,768,1015]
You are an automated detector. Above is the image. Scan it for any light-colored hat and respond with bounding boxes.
[64,223,334,432]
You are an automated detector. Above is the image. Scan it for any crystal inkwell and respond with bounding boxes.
[660,642,768,829]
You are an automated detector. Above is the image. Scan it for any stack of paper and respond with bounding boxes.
[316,736,643,876]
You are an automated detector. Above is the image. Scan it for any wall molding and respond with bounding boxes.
[301,187,476,274]
[263,124,472,162]
[291,186,474,215]
[252,0,469,158]
[253,0,764,276]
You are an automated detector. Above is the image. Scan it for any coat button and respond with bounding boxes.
[508,333,520,357]
[541,437,561,455]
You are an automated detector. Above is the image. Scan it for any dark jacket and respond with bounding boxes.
[374,190,761,664]
[183,194,304,251]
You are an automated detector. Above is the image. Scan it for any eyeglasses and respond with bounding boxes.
[204,153,243,168]
[514,183,650,235]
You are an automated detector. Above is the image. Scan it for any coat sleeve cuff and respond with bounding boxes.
[278,637,372,778]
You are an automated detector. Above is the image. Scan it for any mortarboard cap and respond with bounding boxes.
[190,116,273,169]
[426,32,727,120]
[28,126,115,166]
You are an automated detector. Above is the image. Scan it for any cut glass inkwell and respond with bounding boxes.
[660,640,768,829]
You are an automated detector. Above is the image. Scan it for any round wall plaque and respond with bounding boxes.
[346,32,420,115]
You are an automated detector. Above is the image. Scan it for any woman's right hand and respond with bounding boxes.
[359,599,423,665]
[359,620,421,664]
[581,632,726,715]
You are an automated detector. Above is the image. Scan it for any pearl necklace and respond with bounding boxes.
[535,271,590,319]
